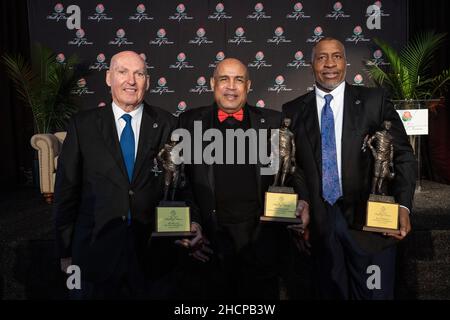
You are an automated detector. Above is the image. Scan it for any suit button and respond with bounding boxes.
[129,190,134,196]
[122,216,126,221]
[212,209,216,214]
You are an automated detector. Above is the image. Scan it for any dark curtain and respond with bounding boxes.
[409,0,450,184]
[0,0,34,190]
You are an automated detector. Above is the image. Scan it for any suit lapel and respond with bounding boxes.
[247,106,266,206]
[132,103,160,183]
[301,92,322,176]
[97,105,129,181]
[341,83,362,198]
[201,106,215,193]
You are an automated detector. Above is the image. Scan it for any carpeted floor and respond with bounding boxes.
[1,181,449,299]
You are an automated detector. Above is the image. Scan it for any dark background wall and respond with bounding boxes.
[26,0,408,113]
[1,0,449,188]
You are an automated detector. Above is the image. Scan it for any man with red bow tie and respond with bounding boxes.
[176,58,309,299]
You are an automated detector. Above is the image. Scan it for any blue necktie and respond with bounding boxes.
[321,94,342,205]
[120,114,135,226]
[120,114,135,182]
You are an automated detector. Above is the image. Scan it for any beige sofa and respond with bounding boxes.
[30,132,67,203]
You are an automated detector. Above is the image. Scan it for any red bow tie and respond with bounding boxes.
[218,108,244,122]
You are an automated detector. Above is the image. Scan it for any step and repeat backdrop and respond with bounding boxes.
[27,0,407,114]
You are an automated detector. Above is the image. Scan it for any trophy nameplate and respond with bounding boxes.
[261,187,301,223]
[152,201,194,237]
[363,195,401,234]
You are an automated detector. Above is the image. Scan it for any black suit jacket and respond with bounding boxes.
[54,103,177,281]
[283,83,416,253]
[178,104,281,243]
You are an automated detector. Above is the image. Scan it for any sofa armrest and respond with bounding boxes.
[30,134,62,194]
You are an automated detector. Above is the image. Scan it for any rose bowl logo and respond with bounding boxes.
[54,3,64,13]
[353,26,363,36]
[354,74,363,84]
[77,78,87,88]
[333,2,343,11]
[216,3,225,13]
[96,4,105,14]
[275,75,285,85]
[314,26,323,36]
[157,28,166,38]
[98,102,106,108]
[177,52,186,62]
[97,53,106,63]
[402,111,412,122]
[197,76,206,86]
[177,101,187,111]
[235,27,245,37]
[294,2,303,12]
[373,49,383,59]
[274,27,284,37]
[177,3,186,13]
[196,28,206,38]
[56,53,65,63]
[216,51,225,61]
[76,29,85,38]
[158,77,167,87]
[136,4,146,14]
[256,100,265,108]
[255,3,264,12]
[295,51,304,61]
[255,51,264,61]
[116,28,125,38]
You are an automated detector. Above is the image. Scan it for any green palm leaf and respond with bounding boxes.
[366,31,450,101]
[2,43,87,133]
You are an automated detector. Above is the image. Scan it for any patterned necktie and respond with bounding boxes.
[120,114,135,182]
[321,94,342,205]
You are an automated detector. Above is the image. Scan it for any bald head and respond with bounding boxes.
[106,50,150,112]
[210,58,251,113]
[110,51,147,74]
[213,58,249,81]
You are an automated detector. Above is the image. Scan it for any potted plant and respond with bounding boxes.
[2,43,85,133]
[366,31,450,186]
[366,31,450,101]
[2,44,87,195]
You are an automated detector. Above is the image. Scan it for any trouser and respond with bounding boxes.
[313,203,396,300]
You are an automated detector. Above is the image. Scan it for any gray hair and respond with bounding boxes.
[310,37,347,64]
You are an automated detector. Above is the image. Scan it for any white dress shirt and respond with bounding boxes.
[315,81,345,194]
[112,102,143,159]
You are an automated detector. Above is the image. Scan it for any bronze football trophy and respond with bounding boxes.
[362,121,401,234]
[153,134,193,237]
[261,118,301,223]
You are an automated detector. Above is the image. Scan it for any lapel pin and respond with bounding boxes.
[153,123,158,128]
[260,118,265,124]
[355,100,361,105]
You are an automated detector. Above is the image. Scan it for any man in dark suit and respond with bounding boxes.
[283,38,416,299]
[54,51,201,299]
[176,58,309,299]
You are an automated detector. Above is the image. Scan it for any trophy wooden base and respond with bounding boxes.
[151,231,195,237]
[260,186,300,224]
[152,201,195,238]
[260,216,302,223]
[363,194,401,235]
